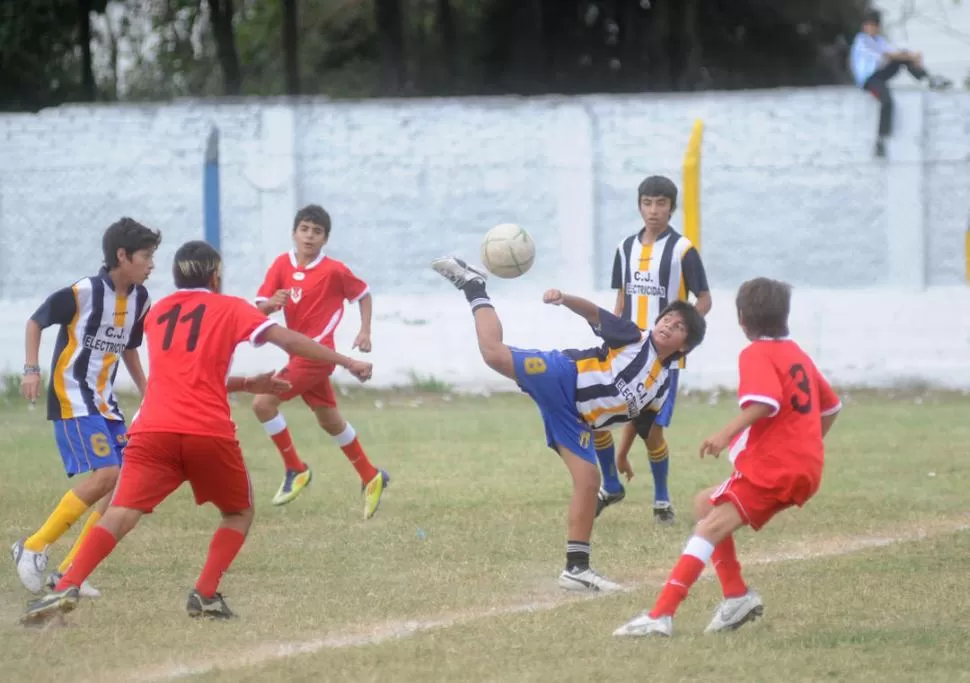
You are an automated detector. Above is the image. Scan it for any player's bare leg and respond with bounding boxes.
[188,507,253,620]
[254,393,312,506]
[21,506,143,626]
[645,424,675,524]
[312,405,390,520]
[557,447,621,593]
[614,500,755,638]
[13,465,118,594]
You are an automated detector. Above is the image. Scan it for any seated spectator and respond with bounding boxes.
[850,9,951,157]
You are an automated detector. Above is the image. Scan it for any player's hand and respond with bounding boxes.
[244,371,292,395]
[543,289,565,305]
[617,452,635,482]
[347,359,373,382]
[352,330,372,353]
[269,289,289,311]
[699,430,732,459]
[20,373,41,403]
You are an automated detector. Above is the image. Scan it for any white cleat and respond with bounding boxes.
[613,612,673,638]
[45,570,102,599]
[558,566,623,593]
[704,590,764,633]
[430,257,488,290]
[11,539,49,594]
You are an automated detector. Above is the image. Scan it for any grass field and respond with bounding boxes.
[1,386,969,683]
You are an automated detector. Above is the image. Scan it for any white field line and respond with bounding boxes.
[113,518,969,683]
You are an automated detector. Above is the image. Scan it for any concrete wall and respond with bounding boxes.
[1,86,968,391]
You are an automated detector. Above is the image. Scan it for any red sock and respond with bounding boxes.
[712,536,747,598]
[195,528,246,599]
[56,525,117,591]
[270,427,305,473]
[342,437,378,483]
[649,535,715,618]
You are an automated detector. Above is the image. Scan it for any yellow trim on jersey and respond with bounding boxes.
[581,403,630,425]
[575,346,626,375]
[53,285,81,419]
[635,241,655,329]
[96,352,117,416]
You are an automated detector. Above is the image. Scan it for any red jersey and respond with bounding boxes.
[256,251,368,353]
[129,289,276,440]
[728,338,841,503]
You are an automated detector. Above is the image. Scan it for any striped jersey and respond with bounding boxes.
[31,269,151,422]
[611,226,708,368]
[562,309,675,430]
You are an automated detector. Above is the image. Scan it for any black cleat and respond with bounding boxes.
[653,502,676,526]
[595,487,626,517]
[186,589,235,620]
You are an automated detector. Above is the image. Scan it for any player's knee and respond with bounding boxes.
[89,465,120,497]
[692,490,714,522]
[251,393,278,419]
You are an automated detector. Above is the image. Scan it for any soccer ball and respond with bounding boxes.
[480,223,536,279]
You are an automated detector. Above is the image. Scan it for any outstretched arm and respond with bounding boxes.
[543,289,601,326]
[261,325,372,382]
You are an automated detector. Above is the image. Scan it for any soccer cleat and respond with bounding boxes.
[613,612,673,638]
[45,571,101,599]
[272,467,313,506]
[431,257,488,290]
[558,566,623,593]
[704,590,764,633]
[186,589,235,619]
[362,469,391,520]
[653,501,676,526]
[595,486,626,518]
[11,538,49,593]
[20,586,80,627]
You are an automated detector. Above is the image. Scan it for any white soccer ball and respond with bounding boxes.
[480,223,536,279]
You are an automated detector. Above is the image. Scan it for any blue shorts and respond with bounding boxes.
[655,368,679,428]
[510,347,596,466]
[53,415,128,477]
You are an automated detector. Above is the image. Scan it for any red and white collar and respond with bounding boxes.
[289,250,326,270]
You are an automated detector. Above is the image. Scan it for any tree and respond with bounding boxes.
[207,0,242,95]
[282,0,300,95]
[373,0,406,92]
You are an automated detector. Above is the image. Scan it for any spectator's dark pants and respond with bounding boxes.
[863,59,928,137]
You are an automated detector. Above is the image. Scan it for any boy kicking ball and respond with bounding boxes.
[431,257,705,592]
[613,277,841,637]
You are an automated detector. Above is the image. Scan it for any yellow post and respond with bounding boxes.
[965,223,970,284]
[682,119,704,251]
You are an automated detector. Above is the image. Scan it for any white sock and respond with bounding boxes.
[261,413,287,437]
[333,423,356,448]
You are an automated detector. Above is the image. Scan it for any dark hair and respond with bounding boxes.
[173,240,222,289]
[655,299,706,360]
[293,204,331,238]
[102,218,162,269]
[736,277,792,338]
[637,175,678,213]
[863,9,881,25]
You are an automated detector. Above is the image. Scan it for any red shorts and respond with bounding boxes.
[276,360,336,408]
[112,432,253,514]
[709,471,803,531]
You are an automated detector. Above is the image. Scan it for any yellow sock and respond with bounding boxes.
[648,442,670,462]
[58,510,102,574]
[23,490,89,552]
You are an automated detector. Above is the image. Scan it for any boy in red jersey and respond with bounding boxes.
[252,204,388,518]
[614,277,842,638]
[20,241,373,625]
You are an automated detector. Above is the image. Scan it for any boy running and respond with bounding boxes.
[613,277,842,637]
[431,256,706,591]
[21,241,373,625]
[253,204,389,518]
[12,218,160,598]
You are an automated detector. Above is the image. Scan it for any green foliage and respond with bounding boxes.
[0,0,872,108]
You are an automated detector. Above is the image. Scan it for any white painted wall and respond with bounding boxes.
[1,87,969,392]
